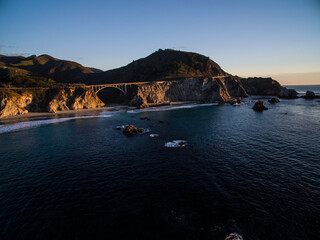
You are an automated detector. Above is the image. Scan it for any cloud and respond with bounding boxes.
[0,44,16,49]
[0,45,28,56]
[171,46,188,50]
[69,56,83,61]
[3,52,31,57]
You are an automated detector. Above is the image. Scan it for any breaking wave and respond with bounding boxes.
[149,133,159,137]
[128,103,219,113]
[164,140,187,148]
[0,114,112,134]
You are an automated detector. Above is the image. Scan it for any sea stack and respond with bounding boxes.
[268,97,280,103]
[253,100,268,111]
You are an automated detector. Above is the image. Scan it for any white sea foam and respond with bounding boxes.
[0,114,112,134]
[164,140,187,148]
[127,103,219,113]
[149,134,159,137]
[232,103,241,106]
[142,128,150,133]
[116,125,128,130]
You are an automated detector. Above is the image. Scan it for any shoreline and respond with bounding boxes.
[2,96,314,123]
[0,101,206,123]
[0,106,126,123]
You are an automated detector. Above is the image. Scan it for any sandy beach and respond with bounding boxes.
[0,105,133,124]
[0,102,201,124]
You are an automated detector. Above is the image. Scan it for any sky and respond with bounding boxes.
[0,0,319,85]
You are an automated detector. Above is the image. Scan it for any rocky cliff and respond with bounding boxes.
[128,77,248,108]
[0,87,104,118]
[240,77,298,98]
[112,76,295,108]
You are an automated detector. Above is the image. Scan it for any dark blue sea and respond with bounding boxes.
[0,85,319,240]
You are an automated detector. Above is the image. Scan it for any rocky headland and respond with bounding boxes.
[126,76,297,108]
[0,49,299,118]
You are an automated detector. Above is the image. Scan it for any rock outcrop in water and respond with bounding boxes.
[268,97,280,103]
[305,90,316,98]
[122,124,144,136]
[253,100,268,111]
[302,90,320,99]
[0,87,104,118]
[278,88,298,99]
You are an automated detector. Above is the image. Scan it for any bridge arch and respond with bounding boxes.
[91,85,127,94]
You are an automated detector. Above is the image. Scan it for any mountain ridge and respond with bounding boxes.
[87,49,230,84]
[0,49,233,86]
[0,54,98,86]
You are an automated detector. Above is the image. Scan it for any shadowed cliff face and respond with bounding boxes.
[240,77,282,95]
[117,77,248,108]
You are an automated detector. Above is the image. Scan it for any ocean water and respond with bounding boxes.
[0,87,320,240]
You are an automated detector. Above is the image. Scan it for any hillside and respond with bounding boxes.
[0,54,97,86]
[88,49,230,84]
[0,50,299,117]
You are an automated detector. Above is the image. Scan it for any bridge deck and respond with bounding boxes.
[86,75,229,87]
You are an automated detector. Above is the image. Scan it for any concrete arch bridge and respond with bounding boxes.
[86,76,228,94]
[87,81,162,94]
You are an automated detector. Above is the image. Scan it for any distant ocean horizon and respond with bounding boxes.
[283,84,320,95]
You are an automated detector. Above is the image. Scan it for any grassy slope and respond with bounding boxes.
[0,54,96,86]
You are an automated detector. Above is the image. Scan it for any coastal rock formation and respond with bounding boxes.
[268,97,280,103]
[230,98,242,105]
[305,90,315,98]
[240,77,282,96]
[301,90,320,99]
[0,90,32,118]
[241,77,298,99]
[278,88,298,99]
[129,77,248,108]
[46,88,104,113]
[126,76,293,108]
[123,124,144,136]
[0,87,104,118]
[253,100,268,111]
